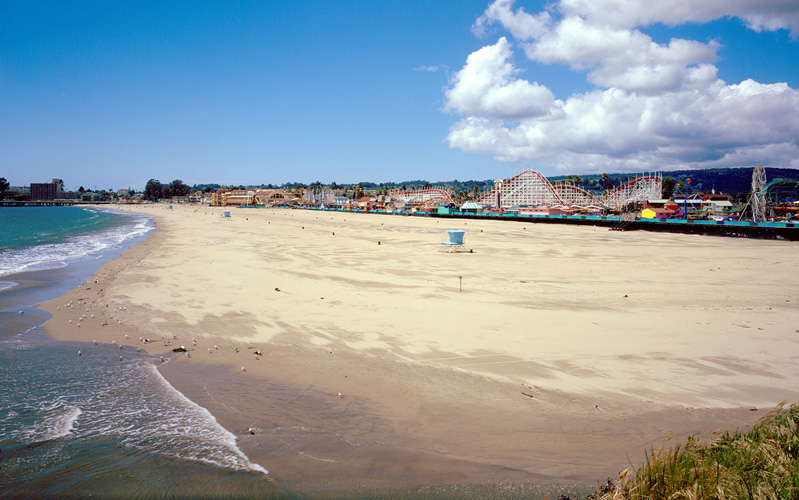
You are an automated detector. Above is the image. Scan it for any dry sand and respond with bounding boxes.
[42,204,799,492]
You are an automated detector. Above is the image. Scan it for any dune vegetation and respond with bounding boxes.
[583,402,799,500]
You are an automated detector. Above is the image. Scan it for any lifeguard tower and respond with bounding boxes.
[440,229,466,253]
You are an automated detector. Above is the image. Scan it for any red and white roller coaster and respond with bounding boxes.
[393,189,455,206]
[476,170,662,209]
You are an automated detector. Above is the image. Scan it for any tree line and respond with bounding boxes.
[144,179,190,201]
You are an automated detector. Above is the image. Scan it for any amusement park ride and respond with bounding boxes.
[388,171,662,211]
[738,165,799,222]
[476,171,662,211]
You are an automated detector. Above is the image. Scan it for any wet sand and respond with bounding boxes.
[42,204,799,494]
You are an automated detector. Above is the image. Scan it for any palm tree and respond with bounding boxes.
[574,175,581,188]
[601,173,609,192]
[567,175,574,186]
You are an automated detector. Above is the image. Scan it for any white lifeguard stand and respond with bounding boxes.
[440,229,466,253]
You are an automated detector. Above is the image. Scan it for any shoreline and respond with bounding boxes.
[40,204,799,495]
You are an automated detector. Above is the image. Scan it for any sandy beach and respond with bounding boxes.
[42,204,799,493]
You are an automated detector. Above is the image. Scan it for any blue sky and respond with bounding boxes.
[2,1,798,190]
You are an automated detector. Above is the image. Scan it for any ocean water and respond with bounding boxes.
[0,206,276,499]
[0,206,152,277]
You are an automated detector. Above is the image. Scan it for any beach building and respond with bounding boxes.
[671,193,735,217]
[460,201,482,213]
[30,179,62,201]
[81,192,102,202]
[703,193,734,216]
[252,189,290,206]
[641,200,682,219]
[30,183,56,201]
[211,188,291,206]
[356,196,377,210]
[210,188,228,206]
[211,189,250,206]
[519,207,562,216]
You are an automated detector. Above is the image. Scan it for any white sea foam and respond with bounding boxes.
[0,210,153,278]
[145,364,269,475]
[16,405,83,443]
[0,281,19,293]
[48,406,83,440]
[74,359,269,475]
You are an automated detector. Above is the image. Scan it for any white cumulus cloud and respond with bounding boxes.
[559,0,799,36]
[525,16,719,93]
[472,0,552,40]
[444,37,556,121]
[442,0,799,173]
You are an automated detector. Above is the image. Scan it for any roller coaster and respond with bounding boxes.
[476,170,662,210]
[393,189,454,206]
[740,165,799,222]
[302,188,336,205]
[392,171,662,210]
[763,178,799,201]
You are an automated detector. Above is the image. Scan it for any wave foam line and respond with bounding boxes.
[0,211,153,277]
[42,406,82,441]
[148,364,269,475]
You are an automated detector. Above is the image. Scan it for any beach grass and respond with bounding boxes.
[586,402,799,500]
